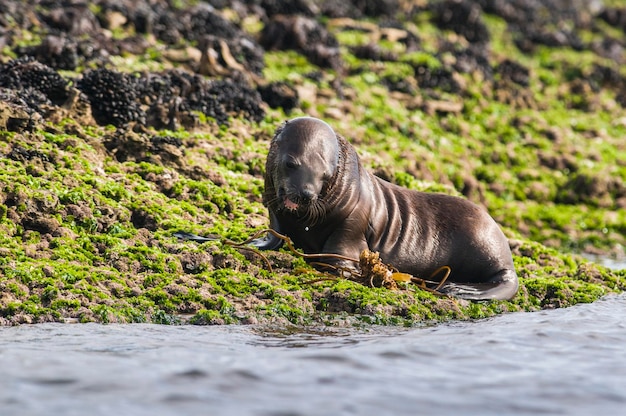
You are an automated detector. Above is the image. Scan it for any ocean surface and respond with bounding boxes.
[1,264,625,415]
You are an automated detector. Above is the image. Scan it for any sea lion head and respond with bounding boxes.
[265,116,340,224]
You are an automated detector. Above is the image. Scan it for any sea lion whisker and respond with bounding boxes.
[301,200,327,226]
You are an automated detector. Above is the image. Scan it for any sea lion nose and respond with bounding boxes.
[300,188,315,203]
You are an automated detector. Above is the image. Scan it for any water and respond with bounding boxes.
[1,292,625,416]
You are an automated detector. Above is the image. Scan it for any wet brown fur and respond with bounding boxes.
[259,117,519,300]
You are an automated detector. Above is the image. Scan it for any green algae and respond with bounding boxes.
[1,2,625,326]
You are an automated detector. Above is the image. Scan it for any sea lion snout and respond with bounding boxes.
[278,184,317,212]
[295,187,316,203]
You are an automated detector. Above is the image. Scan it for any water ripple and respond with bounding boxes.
[0,294,625,415]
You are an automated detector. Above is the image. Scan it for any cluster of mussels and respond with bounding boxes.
[2,0,626,134]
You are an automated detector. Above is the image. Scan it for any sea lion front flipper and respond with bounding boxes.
[249,232,284,250]
[174,230,283,251]
[250,212,285,251]
[173,231,218,243]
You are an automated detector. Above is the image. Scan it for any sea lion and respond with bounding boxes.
[253,116,518,300]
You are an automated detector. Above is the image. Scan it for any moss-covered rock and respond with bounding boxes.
[0,0,624,326]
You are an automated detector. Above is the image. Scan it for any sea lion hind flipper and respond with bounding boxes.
[438,269,518,301]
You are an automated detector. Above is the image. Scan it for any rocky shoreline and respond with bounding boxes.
[0,0,625,325]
